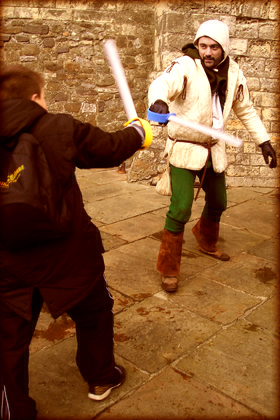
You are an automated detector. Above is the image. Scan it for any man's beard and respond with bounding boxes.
[203,57,215,67]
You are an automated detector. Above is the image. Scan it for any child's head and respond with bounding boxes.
[0,64,47,109]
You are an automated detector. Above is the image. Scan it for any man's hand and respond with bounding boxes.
[149,100,169,114]
[260,141,277,169]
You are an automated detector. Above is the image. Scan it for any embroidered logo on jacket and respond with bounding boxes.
[0,165,25,189]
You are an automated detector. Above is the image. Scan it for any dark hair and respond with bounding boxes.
[0,64,44,101]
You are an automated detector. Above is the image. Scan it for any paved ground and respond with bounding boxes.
[29,167,280,420]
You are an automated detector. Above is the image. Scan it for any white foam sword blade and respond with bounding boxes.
[104,39,138,121]
[168,115,243,147]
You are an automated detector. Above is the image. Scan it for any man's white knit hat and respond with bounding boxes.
[194,20,229,61]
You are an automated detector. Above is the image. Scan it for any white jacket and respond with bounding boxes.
[148,20,270,173]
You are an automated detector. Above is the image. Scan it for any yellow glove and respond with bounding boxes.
[124,118,153,149]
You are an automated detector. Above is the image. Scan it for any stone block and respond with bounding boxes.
[260,75,279,93]
[177,319,280,418]
[16,35,29,42]
[14,7,40,19]
[0,6,14,18]
[247,294,280,337]
[246,77,260,91]
[22,44,40,56]
[240,1,270,19]
[29,0,55,6]
[19,56,36,62]
[243,142,256,153]
[113,295,221,373]
[235,19,259,39]
[56,46,69,54]
[264,61,279,79]
[0,35,11,42]
[40,8,73,21]
[64,102,81,113]
[271,40,280,58]
[29,337,148,419]
[44,61,63,72]
[269,0,280,20]
[261,92,280,107]
[229,38,248,55]
[202,252,279,298]
[170,275,262,325]
[224,198,280,236]
[98,366,259,420]
[205,0,232,14]
[2,25,22,35]
[165,12,190,33]
[236,154,250,165]
[238,57,266,77]
[259,21,280,40]
[54,92,68,102]
[81,102,96,113]
[43,38,55,48]
[23,23,49,35]
[262,108,280,121]
[248,40,271,57]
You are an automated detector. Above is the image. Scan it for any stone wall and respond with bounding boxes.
[1,0,279,187]
[0,0,155,135]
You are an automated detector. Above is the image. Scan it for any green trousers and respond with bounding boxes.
[165,161,227,233]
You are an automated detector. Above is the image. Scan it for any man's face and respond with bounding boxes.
[198,36,223,69]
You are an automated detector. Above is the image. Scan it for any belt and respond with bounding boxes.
[168,136,218,200]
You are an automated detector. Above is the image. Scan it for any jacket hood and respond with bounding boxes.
[193,20,229,64]
[0,99,47,144]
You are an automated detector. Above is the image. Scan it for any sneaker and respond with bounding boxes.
[88,365,126,401]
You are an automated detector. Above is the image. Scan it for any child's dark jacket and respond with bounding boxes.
[0,98,142,321]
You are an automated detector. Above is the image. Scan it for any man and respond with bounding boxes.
[0,64,152,420]
[148,20,277,292]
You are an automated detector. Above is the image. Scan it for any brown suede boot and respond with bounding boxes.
[157,229,184,292]
[192,216,230,261]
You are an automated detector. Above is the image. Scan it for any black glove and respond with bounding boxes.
[149,100,169,114]
[259,141,277,169]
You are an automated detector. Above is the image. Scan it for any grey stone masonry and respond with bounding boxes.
[1,0,279,187]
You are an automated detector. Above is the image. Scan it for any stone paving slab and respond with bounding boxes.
[109,288,135,315]
[103,237,162,299]
[181,220,268,259]
[226,186,276,204]
[81,180,150,203]
[30,290,135,355]
[246,294,280,337]
[169,275,262,325]
[248,236,279,265]
[201,252,279,298]
[253,193,280,206]
[100,212,167,242]
[84,189,170,224]
[29,338,149,420]
[113,295,221,374]
[76,168,127,186]
[100,231,128,251]
[104,237,218,298]
[223,199,279,237]
[176,319,280,418]
[98,366,261,420]
[30,304,75,354]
